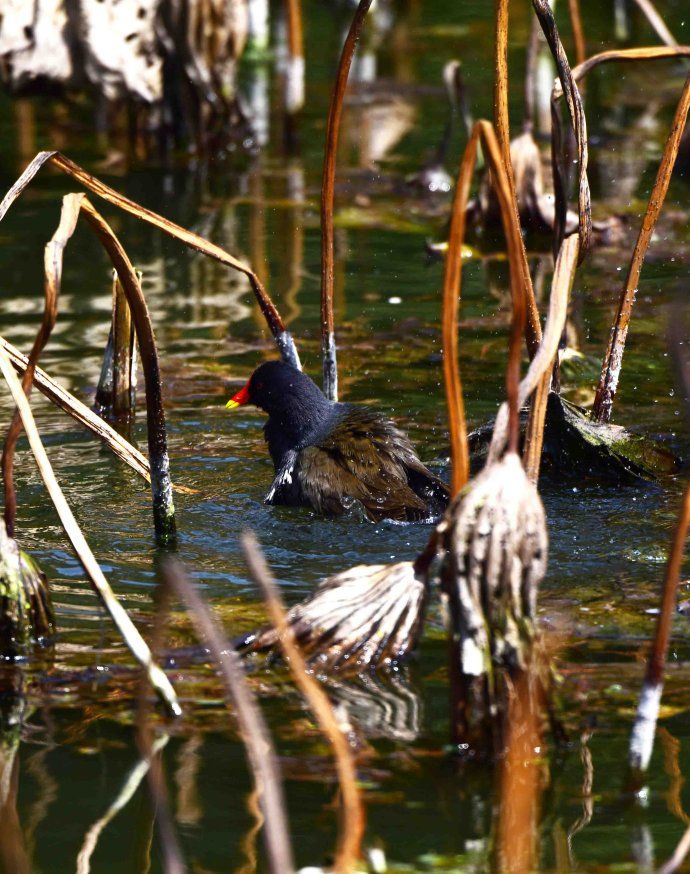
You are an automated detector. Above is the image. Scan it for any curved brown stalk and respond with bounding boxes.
[593,69,690,423]
[79,199,176,545]
[494,0,542,358]
[320,0,373,400]
[567,0,586,66]
[242,532,364,874]
[552,47,690,100]
[0,345,180,718]
[443,120,532,491]
[2,193,83,537]
[532,0,591,260]
[0,151,301,369]
[629,482,690,776]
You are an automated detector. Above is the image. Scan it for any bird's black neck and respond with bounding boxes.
[263,392,337,469]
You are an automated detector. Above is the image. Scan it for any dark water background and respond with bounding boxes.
[2,1,690,870]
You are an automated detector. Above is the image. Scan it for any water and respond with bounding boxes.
[2,1,690,870]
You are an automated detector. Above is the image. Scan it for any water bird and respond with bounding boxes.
[226,360,449,522]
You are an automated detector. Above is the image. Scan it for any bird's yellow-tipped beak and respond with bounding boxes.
[226,380,251,410]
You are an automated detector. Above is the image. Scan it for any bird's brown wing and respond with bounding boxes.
[297,408,437,522]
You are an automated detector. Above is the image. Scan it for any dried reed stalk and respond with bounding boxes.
[532,0,592,259]
[0,344,181,718]
[552,47,690,99]
[0,336,195,496]
[442,119,537,494]
[167,560,294,874]
[284,0,305,115]
[594,69,690,423]
[488,233,579,465]
[629,483,690,775]
[523,235,581,481]
[2,193,84,538]
[567,0,586,66]
[659,822,690,874]
[0,151,301,369]
[320,0,373,400]
[494,0,542,357]
[242,532,364,874]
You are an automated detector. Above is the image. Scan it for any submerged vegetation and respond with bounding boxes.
[2,0,690,871]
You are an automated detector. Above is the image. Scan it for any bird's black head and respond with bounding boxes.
[226,360,333,462]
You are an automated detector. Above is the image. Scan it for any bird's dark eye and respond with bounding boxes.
[256,381,264,390]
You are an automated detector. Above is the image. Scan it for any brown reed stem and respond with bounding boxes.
[567,0,586,66]
[242,531,364,874]
[320,0,373,400]
[494,0,542,358]
[167,559,294,874]
[80,199,176,546]
[533,0,592,260]
[593,70,690,424]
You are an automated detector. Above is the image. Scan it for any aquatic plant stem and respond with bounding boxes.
[494,0,542,358]
[523,235,580,481]
[0,335,195,495]
[320,0,373,400]
[443,120,535,492]
[79,199,176,546]
[2,193,83,538]
[167,559,294,874]
[593,69,690,424]
[567,0,586,66]
[631,0,678,46]
[488,233,579,465]
[242,532,364,874]
[532,0,592,259]
[0,150,301,370]
[0,344,181,718]
[629,482,690,776]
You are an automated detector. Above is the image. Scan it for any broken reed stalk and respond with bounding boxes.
[631,0,678,47]
[494,0,542,358]
[488,233,579,465]
[2,193,84,539]
[79,198,175,545]
[167,559,294,874]
[567,0,586,67]
[523,235,581,482]
[532,0,592,260]
[0,336,196,495]
[593,69,690,424]
[0,345,181,719]
[628,483,690,778]
[320,0,373,401]
[442,119,539,495]
[76,735,170,874]
[242,532,364,874]
[0,151,301,370]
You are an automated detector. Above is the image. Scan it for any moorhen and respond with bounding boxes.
[226,360,449,522]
